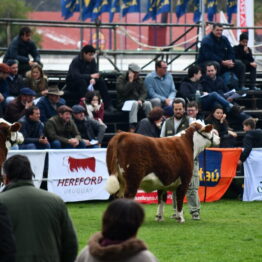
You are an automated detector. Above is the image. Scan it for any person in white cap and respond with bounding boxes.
[116,63,152,132]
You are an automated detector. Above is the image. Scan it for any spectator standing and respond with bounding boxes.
[6,59,24,103]
[75,199,158,262]
[45,105,85,149]
[5,87,36,123]
[80,90,105,123]
[0,202,16,262]
[144,60,176,109]
[0,155,78,262]
[116,63,152,131]
[198,23,247,91]
[72,105,106,148]
[136,107,164,137]
[205,105,237,147]
[160,98,201,220]
[0,63,10,117]
[233,33,258,90]
[3,27,41,76]
[36,85,65,123]
[238,118,262,164]
[24,64,48,97]
[65,45,115,111]
[18,106,50,149]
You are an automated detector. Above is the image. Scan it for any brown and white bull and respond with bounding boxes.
[106,122,220,223]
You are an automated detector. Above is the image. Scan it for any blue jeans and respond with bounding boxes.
[50,140,86,149]
[200,92,232,112]
[19,142,51,150]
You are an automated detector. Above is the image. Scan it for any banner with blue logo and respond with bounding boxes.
[227,0,237,23]
[207,0,217,21]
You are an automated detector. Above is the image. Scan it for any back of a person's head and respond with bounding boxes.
[188,65,200,78]
[102,199,145,241]
[148,107,164,122]
[243,118,256,129]
[3,155,34,182]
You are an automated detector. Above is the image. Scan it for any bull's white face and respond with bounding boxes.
[193,128,220,159]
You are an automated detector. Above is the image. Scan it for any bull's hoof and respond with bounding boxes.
[175,217,185,223]
[155,215,164,222]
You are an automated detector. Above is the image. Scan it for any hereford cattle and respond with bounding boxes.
[0,119,23,174]
[106,122,220,223]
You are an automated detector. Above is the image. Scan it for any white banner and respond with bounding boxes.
[47,149,110,202]
[7,150,46,188]
[243,149,262,201]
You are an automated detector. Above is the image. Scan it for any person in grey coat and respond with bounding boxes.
[75,199,158,262]
[0,155,78,262]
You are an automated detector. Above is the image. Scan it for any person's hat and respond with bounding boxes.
[6,59,18,66]
[47,85,64,96]
[72,105,86,114]
[128,63,141,73]
[240,33,249,41]
[20,87,36,96]
[57,105,72,114]
[0,63,10,73]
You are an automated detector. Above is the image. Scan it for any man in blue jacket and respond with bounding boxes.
[198,23,247,91]
[3,27,41,76]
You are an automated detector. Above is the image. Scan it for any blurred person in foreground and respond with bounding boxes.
[0,154,78,262]
[75,198,158,262]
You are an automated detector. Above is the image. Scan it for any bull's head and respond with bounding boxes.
[191,122,220,159]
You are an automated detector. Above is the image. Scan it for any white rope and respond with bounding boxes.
[116,25,200,50]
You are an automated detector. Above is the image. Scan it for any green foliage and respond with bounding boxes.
[255,0,262,24]
[68,200,262,262]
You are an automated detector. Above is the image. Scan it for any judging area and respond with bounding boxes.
[4,148,262,202]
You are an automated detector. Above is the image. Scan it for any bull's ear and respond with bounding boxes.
[192,122,202,131]
[10,122,21,132]
[203,124,213,133]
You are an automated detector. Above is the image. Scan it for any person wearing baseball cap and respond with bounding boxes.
[72,104,106,148]
[36,85,66,123]
[4,87,36,123]
[116,63,152,132]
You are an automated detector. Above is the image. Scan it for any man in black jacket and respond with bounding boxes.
[233,33,258,90]
[239,118,262,164]
[65,45,115,111]
[3,27,41,76]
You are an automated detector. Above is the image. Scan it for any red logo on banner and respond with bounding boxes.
[67,156,96,173]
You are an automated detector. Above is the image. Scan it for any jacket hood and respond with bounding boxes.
[88,232,147,261]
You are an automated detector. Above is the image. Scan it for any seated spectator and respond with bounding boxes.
[36,85,65,123]
[80,90,105,124]
[179,65,250,124]
[5,87,36,123]
[205,105,237,147]
[18,106,50,150]
[45,105,85,149]
[197,23,247,91]
[24,64,48,97]
[144,60,176,110]
[0,63,10,117]
[136,107,164,137]
[233,33,259,90]
[116,63,152,131]
[6,59,24,104]
[186,101,205,122]
[72,105,106,148]
[65,44,115,111]
[75,199,158,262]
[3,27,42,76]
[238,118,262,164]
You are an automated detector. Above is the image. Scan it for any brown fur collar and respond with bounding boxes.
[88,232,147,260]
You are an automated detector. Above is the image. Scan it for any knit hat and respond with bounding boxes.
[20,88,36,96]
[128,63,141,73]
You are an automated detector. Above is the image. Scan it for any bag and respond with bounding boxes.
[222,72,239,91]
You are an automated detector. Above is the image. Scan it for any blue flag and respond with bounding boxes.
[122,0,140,17]
[227,0,237,23]
[81,0,96,20]
[61,0,80,19]
[143,0,157,21]
[193,0,201,23]
[109,0,121,22]
[176,0,190,21]
[91,0,111,21]
[207,0,217,21]
[157,0,171,15]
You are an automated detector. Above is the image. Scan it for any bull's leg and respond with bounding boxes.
[155,190,166,222]
[175,184,188,223]
[123,170,143,198]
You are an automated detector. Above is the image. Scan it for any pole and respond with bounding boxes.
[200,0,206,40]
[79,0,84,49]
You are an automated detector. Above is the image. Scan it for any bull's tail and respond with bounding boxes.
[106,133,126,197]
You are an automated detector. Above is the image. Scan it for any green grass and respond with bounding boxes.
[68,200,262,262]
